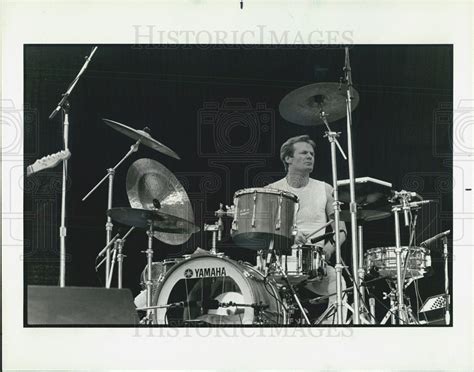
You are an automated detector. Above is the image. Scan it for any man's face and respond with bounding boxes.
[286,141,314,173]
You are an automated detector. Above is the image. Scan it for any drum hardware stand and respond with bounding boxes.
[390,191,429,324]
[419,230,451,325]
[369,298,377,324]
[82,138,141,288]
[138,222,156,325]
[320,110,349,325]
[266,239,310,324]
[47,46,98,287]
[380,287,418,325]
[204,223,220,254]
[441,234,451,325]
[356,224,371,323]
[105,227,135,289]
[203,203,228,254]
[342,47,362,324]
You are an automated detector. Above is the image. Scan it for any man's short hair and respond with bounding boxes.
[280,135,316,171]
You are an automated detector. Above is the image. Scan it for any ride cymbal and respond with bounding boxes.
[279,82,359,126]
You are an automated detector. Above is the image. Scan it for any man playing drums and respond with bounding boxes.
[266,135,348,323]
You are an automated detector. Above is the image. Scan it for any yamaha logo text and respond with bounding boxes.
[187,267,227,278]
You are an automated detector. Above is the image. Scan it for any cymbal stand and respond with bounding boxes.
[82,139,140,288]
[320,111,348,325]
[357,223,372,323]
[48,46,98,287]
[442,235,451,325]
[267,239,310,324]
[105,226,135,289]
[140,223,156,324]
[342,47,361,323]
[390,193,422,324]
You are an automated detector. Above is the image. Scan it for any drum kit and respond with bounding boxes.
[34,47,451,326]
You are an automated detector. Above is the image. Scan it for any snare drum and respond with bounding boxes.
[278,245,326,284]
[364,246,431,280]
[231,187,298,254]
[153,254,287,325]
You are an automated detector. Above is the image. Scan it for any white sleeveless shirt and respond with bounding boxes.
[266,178,334,246]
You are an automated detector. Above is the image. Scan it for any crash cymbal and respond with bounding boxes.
[126,158,197,245]
[107,207,199,234]
[279,82,359,126]
[103,118,180,160]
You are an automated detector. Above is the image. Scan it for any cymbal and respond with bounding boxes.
[279,82,359,126]
[337,177,392,222]
[107,207,199,234]
[103,118,180,160]
[339,208,392,223]
[126,158,198,245]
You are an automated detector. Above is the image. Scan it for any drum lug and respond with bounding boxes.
[251,190,257,228]
[275,193,283,230]
[232,198,239,231]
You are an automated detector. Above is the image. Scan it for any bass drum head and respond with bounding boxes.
[153,255,285,325]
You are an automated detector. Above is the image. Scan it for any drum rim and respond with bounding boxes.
[365,246,428,254]
[152,254,285,325]
[234,187,298,201]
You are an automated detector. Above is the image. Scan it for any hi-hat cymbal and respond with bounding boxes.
[279,82,359,126]
[337,177,393,222]
[126,158,197,245]
[339,208,392,223]
[107,207,199,234]
[103,118,180,160]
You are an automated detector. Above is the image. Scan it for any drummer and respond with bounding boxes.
[266,135,347,319]
[267,135,347,255]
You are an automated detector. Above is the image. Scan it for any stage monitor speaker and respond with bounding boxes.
[27,285,139,325]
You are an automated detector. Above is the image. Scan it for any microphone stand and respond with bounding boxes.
[442,235,451,325]
[343,47,361,324]
[48,46,98,287]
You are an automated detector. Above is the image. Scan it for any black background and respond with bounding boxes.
[24,45,453,322]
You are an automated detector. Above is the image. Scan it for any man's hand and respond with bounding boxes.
[322,240,335,261]
[322,231,346,261]
[294,231,310,246]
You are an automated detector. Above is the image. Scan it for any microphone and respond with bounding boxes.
[402,198,410,227]
[410,199,435,207]
[420,230,451,248]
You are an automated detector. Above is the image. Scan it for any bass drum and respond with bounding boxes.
[153,254,287,325]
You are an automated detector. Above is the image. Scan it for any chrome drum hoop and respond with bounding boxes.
[364,246,431,280]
